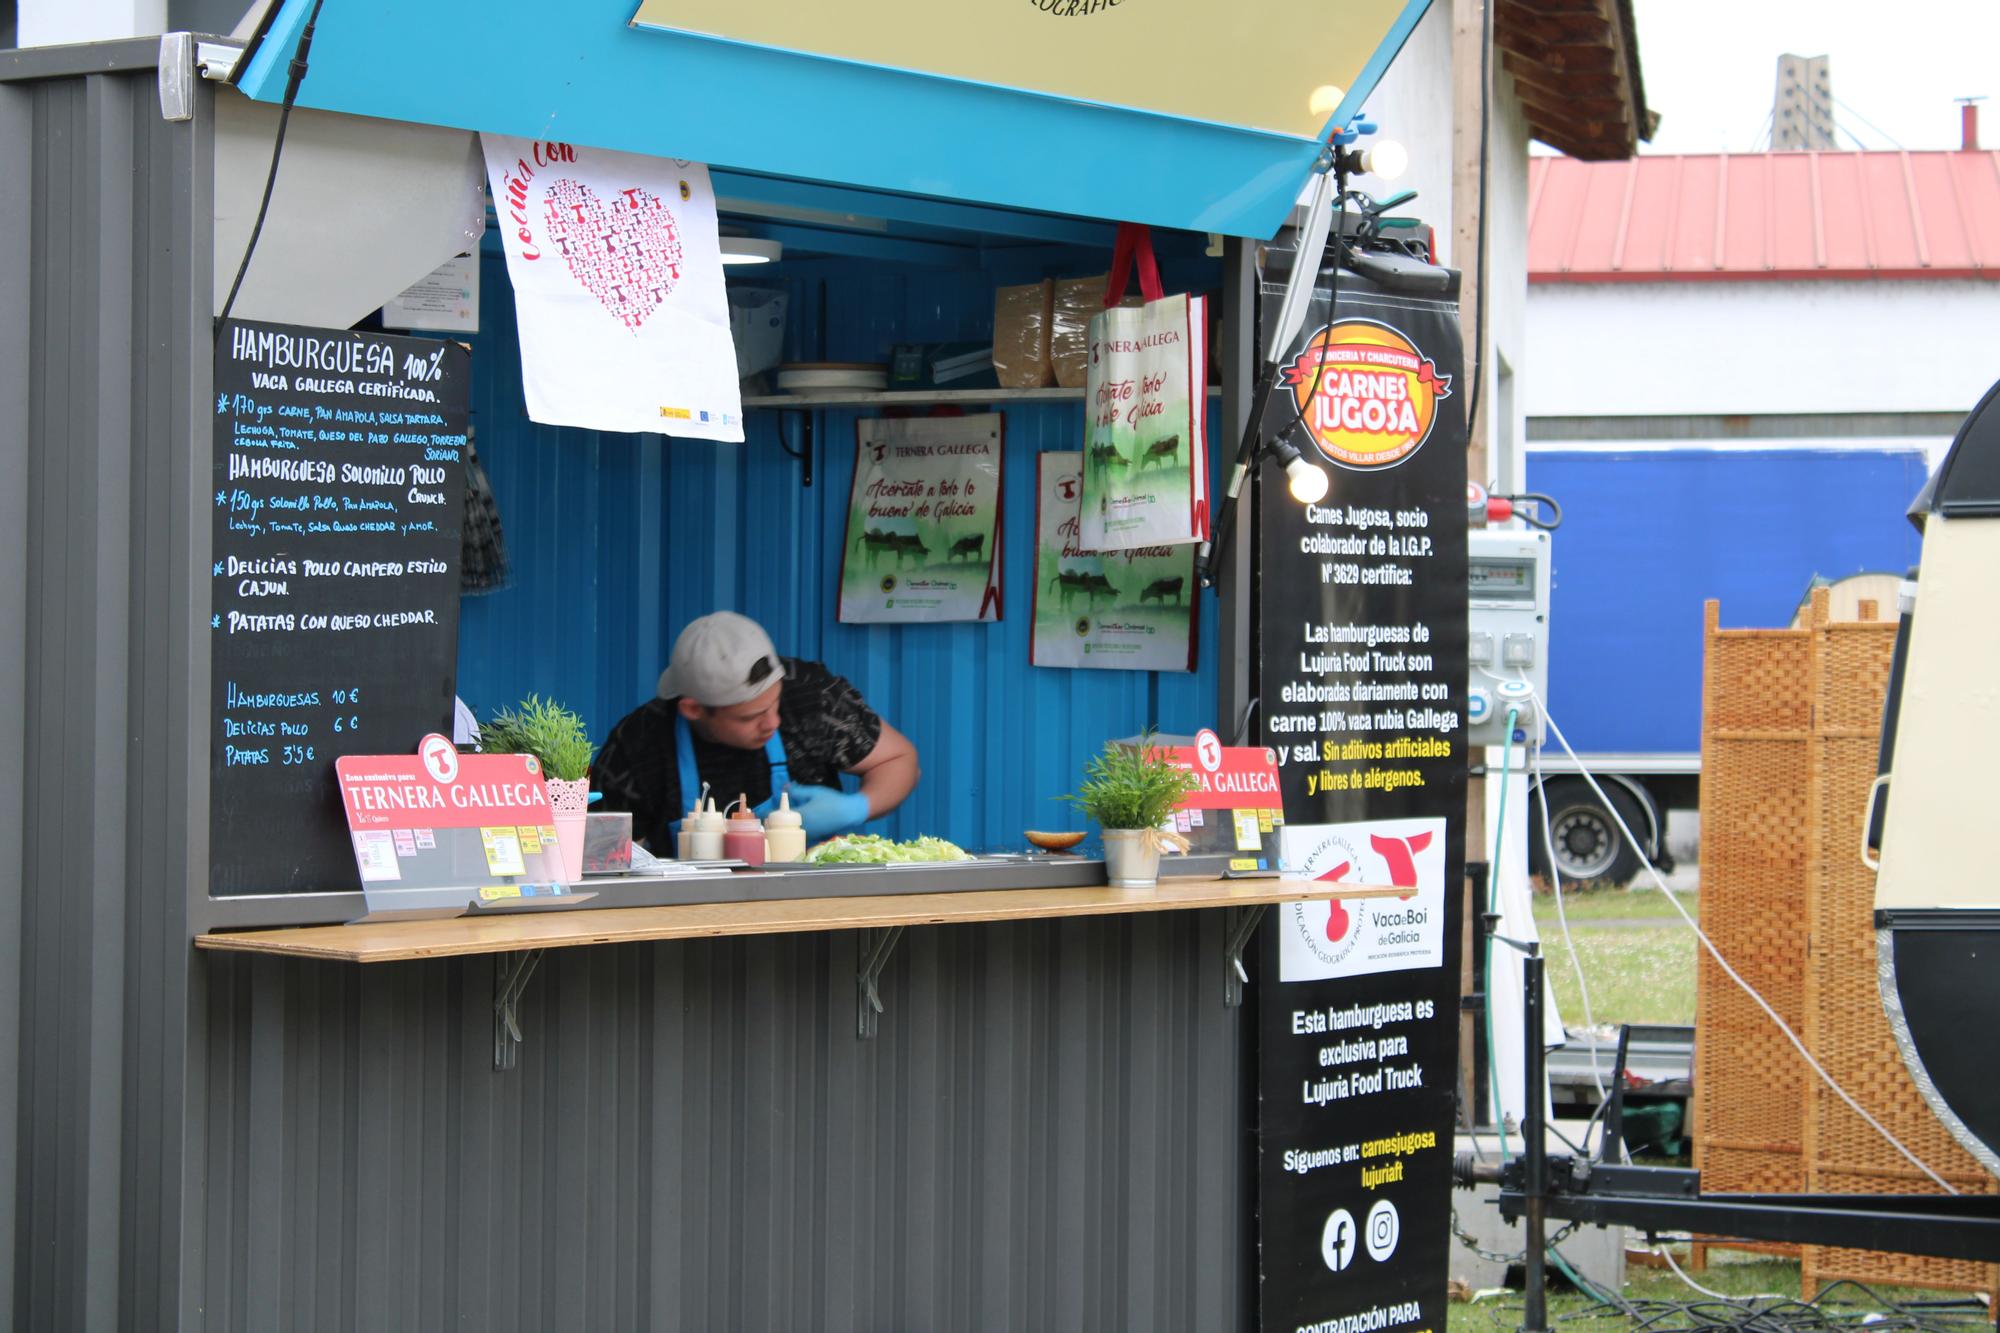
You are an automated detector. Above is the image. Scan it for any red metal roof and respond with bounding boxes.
[1528,151,2000,281]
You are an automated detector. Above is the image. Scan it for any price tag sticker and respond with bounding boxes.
[1233,810,1263,852]
[480,827,526,878]
[352,830,401,882]
[517,825,543,855]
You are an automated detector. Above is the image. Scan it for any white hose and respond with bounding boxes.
[1483,670,1958,1194]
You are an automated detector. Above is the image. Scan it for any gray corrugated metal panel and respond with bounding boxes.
[0,38,166,83]
[0,76,29,1333]
[8,62,209,1332]
[195,915,1252,1331]
[457,253,1227,852]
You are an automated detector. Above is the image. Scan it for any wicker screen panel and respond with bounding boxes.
[1800,608,1998,1298]
[1695,604,1812,1200]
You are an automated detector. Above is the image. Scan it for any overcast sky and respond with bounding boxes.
[1628,0,1999,153]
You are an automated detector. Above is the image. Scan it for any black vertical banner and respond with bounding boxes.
[1255,270,1469,1333]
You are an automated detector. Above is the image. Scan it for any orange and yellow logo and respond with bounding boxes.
[1281,319,1452,470]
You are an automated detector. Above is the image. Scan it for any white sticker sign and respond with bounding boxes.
[1277,817,1446,981]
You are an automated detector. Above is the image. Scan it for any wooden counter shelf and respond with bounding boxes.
[196,875,1410,1059]
[195,876,1407,964]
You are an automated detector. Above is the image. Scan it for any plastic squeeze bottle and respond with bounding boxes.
[685,798,727,861]
[723,796,767,867]
[764,791,806,863]
[676,801,702,860]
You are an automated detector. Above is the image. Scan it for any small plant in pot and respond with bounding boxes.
[480,695,595,881]
[1065,732,1200,888]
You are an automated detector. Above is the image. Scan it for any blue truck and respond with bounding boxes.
[1520,444,1931,885]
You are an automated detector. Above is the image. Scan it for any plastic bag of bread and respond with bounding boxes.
[992,280,1054,388]
[1051,273,1145,388]
[1049,274,1104,389]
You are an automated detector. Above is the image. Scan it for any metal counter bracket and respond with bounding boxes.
[857,926,904,1039]
[1224,905,1268,1007]
[493,948,545,1070]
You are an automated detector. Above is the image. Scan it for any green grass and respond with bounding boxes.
[1531,887,1692,923]
[1530,893,1698,1028]
[1446,1254,1984,1333]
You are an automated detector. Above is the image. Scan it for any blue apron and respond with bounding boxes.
[667,713,790,841]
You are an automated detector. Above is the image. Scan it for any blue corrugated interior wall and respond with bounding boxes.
[457,246,1225,849]
[1525,447,1929,755]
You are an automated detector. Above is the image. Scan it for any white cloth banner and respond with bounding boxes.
[480,135,742,441]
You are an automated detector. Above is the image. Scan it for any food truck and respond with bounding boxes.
[0,4,1473,1327]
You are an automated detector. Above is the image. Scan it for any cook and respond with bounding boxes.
[592,611,919,851]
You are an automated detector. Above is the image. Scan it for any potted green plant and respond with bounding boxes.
[1065,732,1201,888]
[481,695,595,882]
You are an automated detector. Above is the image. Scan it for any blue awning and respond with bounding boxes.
[237,0,1427,240]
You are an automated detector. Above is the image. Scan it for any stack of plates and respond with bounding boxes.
[775,362,888,394]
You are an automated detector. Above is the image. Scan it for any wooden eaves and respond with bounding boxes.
[1495,0,1658,160]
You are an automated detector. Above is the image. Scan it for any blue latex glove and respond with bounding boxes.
[788,784,872,841]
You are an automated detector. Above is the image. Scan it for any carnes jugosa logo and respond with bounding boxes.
[1282,318,1452,470]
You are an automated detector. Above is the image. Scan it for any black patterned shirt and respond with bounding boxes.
[591,658,884,850]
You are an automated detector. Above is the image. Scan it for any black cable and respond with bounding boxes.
[1196,169,1346,588]
[1463,0,1493,451]
[216,0,328,334]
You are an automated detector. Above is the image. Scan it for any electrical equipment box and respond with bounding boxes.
[1467,527,1551,747]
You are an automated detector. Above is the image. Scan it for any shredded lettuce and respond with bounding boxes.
[803,833,973,865]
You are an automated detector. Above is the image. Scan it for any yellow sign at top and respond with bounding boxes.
[630,0,1411,139]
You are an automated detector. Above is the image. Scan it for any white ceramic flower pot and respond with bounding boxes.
[1101,828,1160,888]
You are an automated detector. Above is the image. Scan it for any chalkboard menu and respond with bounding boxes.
[210,319,469,897]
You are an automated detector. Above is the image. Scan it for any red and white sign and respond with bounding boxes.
[1275,817,1445,981]
[337,738,555,830]
[1165,731,1283,811]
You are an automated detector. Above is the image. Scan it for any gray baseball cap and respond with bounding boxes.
[658,612,787,706]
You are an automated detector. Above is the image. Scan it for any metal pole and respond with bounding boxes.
[1522,949,1548,1333]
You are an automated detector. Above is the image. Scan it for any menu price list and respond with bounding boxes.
[1254,277,1468,1333]
[209,319,469,897]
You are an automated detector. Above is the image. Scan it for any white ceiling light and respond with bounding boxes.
[720,236,784,265]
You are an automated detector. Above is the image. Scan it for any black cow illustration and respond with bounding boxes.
[1140,576,1185,605]
[1047,569,1118,608]
[1140,435,1181,469]
[948,533,985,562]
[1089,441,1128,470]
[856,529,929,568]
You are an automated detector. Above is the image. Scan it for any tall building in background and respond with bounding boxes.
[1774,52,1837,150]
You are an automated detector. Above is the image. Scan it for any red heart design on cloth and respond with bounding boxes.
[541,179,685,332]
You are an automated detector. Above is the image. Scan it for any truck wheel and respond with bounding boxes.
[1530,779,1644,888]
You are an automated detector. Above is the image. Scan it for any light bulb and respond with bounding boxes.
[1286,456,1330,504]
[1362,139,1409,182]
[1308,84,1346,119]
